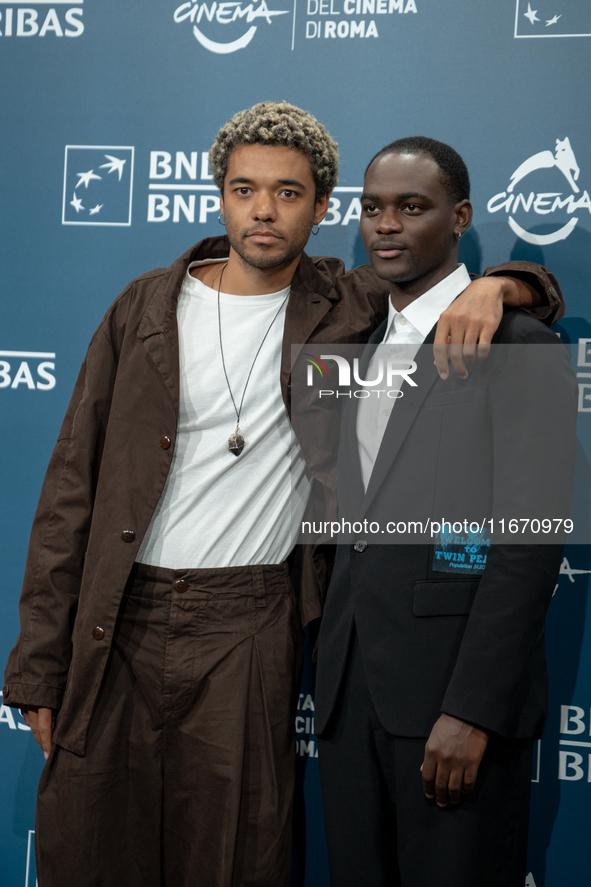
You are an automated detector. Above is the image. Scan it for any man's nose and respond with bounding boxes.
[252,192,276,221]
[375,211,402,233]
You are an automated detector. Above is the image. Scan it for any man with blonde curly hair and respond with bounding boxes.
[5,100,564,887]
[209,101,340,201]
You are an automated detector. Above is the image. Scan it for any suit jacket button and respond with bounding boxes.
[174,579,188,593]
[160,435,171,450]
[354,540,368,553]
[92,627,105,640]
[121,530,136,543]
[3,685,9,698]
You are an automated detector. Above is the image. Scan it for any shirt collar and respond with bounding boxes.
[384,264,472,340]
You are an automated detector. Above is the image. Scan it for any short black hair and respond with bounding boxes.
[364,136,470,204]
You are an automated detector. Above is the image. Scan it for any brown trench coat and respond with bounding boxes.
[3,234,564,756]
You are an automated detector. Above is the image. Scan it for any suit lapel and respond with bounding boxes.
[360,325,439,519]
[337,376,367,522]
[337,318,389,520]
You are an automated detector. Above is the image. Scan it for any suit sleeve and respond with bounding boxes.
[483,260,564,324]
[440,326,577,735]
[3,323,118,712]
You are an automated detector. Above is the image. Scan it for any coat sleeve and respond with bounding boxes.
[338,261,565,333]
[440,323,577,735]
[3,322,119,712]
[482,260,564,323]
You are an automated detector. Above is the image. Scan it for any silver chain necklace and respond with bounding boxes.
[217,263,289,457]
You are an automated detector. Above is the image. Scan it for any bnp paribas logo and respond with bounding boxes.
[62,146,135,226]
[514,1,591,38]
[173,0,291,54]
[0,2,84,38]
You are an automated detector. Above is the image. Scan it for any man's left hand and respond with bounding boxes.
[421,713,490,807]
[433,275,533,379]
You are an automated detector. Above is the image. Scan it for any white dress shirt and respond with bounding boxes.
[356,264,472,491]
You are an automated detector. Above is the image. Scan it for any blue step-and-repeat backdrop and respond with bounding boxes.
[2,1,591,885]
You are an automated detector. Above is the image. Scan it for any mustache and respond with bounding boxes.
[243,225,285,239]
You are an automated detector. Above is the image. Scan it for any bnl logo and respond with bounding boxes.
[62,146,135,226]
[515,1,591,37]
[558,705,591,781]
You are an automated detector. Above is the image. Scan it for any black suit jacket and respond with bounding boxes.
[314,309,578,739]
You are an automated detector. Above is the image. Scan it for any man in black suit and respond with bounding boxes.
[313,138,578,887]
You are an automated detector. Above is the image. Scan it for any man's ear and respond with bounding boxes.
[314,193,330,226]
[219,193,225,216]
[455,199,473,235]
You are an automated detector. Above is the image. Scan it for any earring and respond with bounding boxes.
[456,231,462,241]
[312,224,320,235]
[218,214,226,227]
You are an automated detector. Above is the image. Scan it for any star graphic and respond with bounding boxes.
[75,169,102,189]
[546,14,561,26]
[89,204,104,215]
[524,3,539,25]
[99,155,126,181]
[70,192,84,213]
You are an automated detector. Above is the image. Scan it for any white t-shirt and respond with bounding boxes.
[137,263,309,568]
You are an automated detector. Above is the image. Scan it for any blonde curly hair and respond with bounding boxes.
[210,101,339,200]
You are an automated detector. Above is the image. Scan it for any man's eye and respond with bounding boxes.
[363,204,380,214]
[236,187,251,195]
[404,203,421,212]
[281,190,296,198]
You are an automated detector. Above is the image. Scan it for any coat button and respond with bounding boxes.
[160,436,171,450]
[354,540,368,553]
[2,685,9,698]
[92,627,105,640]
[174,579,188,593]
[121,530,136,543]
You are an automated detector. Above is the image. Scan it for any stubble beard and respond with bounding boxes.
[226,213,316,271]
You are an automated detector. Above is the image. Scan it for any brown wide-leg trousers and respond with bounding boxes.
[36,561,303,887]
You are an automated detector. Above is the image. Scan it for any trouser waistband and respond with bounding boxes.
[129,561,291,608]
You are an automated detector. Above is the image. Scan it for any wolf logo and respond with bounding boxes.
[174,0,289,55]
[508,137,580,194]
[487,136,589,245]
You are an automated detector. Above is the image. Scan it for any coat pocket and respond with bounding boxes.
[422,388,475,408]
[412,580,480,616]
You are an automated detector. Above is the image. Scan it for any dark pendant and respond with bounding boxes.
[228,432,245,457]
